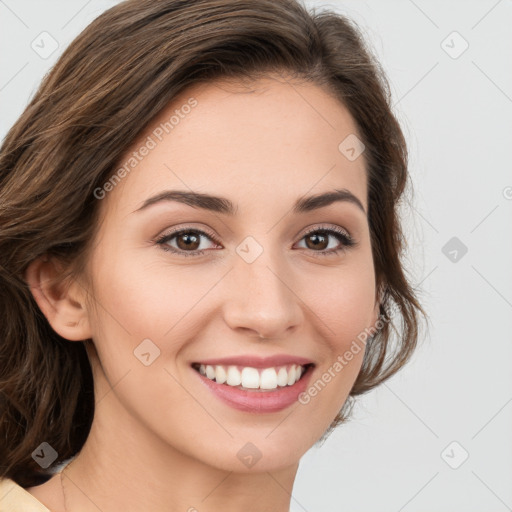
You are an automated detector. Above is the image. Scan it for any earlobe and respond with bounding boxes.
[24,256,92,341]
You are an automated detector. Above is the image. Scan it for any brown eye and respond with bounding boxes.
[175,231,201,251]
[304,231,329,250]
[156,228,221,256]
[295,226,356,256]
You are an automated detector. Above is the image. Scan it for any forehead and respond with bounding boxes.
[99,74,368,220]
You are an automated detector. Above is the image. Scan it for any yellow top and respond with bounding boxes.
[0,477,50,512]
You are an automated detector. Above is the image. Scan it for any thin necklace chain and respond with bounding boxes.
[59,460,72,512]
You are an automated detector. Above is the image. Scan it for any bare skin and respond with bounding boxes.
[25,73,380,512]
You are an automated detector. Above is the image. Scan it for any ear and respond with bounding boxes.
[24,255,92,341]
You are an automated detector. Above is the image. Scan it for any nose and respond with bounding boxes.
[222,248,303,340]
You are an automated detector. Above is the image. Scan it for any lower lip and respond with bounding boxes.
[192,365,314,413]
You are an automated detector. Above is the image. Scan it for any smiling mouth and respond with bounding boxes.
[191,362,314,391]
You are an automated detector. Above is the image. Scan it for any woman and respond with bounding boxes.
[0,0,427,510]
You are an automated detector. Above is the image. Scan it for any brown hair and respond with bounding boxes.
[0,0,428,487]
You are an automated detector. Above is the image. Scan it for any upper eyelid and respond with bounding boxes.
[301,224,351,237]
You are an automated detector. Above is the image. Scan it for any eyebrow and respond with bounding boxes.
[132,188,366,216]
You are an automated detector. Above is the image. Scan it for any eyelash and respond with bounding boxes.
[154,224,357,258]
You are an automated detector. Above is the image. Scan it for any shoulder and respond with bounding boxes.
[0,477,51,511]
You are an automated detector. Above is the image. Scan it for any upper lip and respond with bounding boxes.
[192,354,314,369]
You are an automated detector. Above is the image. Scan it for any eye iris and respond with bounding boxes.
[306,232,328,250]
[177,231,200,250]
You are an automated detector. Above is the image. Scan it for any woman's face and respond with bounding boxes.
[80,74,379,472]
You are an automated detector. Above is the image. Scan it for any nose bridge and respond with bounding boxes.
[224,237,302,337]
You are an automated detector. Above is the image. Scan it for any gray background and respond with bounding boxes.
[1,1,511,510]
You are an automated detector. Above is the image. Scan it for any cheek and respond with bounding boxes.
[295,267,374,419]
[83,251,199,418]
[304,260,376,347]
[90,246,222,342]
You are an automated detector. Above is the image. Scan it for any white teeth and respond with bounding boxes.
[214,365,227,384]
[226,366,241,386]
[260,368,277,390]
[241,367,260,389]
[287,365,297,385]
[196,363,307,389]
[276,367,288,387]
[205,365,215,380]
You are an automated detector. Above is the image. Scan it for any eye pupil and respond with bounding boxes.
[177,231,200,250]
[306,232,328,250]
